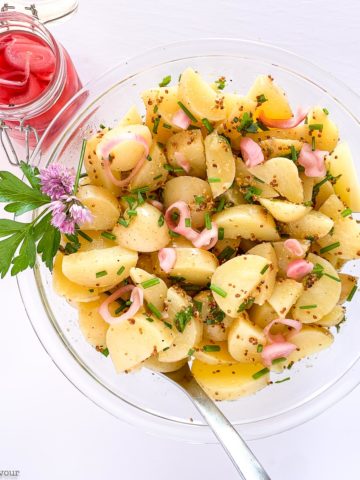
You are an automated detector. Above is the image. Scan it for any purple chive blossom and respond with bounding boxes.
[40,164,75,201]
[49,196,92,235]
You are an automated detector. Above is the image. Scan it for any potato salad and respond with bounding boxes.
[53,68,360,401]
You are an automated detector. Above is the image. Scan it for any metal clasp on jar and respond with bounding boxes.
[0,119,40,165]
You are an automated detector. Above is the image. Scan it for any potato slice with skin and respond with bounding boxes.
[282,210,334,240]
[142,355,187,373]
[268,279,304,317]
[179,68,226,122]
[62,245,138,288]
[166,130,206,178]
[163,176,213,229]
[249,302,282,331]
[259,198,310,223]
[306,106,339,152]
[78,294,112,349]
[316,305,345,327]
[158,286,203,362]
[325,142,360,211]
[117,105,142,127]
[285,325,334,364]
[204,131,235,198]
[317,195,360,259]
[130,267,167,311]
[272,240,311,277]
[247,75,293,120]
[129,142,169,192]
[211,255,270,317]
[212,205,280,241]
[339,274,358,304]
[259,138,303,160]
[220,184,247,206]
[249,157,304,203]
[292,253,341,323]
[247,243,278,305]
[193,290,233,342]
[314,180,335,209]
[235,157,279,199]
[106,310,174,373]
[212,238,241,260]
[194,341,236,365]
[76,185,120,231]
[113,202,170,253]
[228,312,266,364]
[191,359,269,401]
[300,173,314,204]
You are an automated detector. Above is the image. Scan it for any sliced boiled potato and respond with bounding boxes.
[314,180,335,209]
[235,157,279,199]
[178,68,226,122]
[76,185,120,230]
[272,239,311,277]
[247,243,278,305]
[316,305,345,327]
[78,294,112,349]
[129,142,169,192]
[130,267,167,311]
[306,106,339,152]
[300,173,314,204]
[117,105,142,127]
[220,96,257,142]
[142,356,187,373]
[317,194,360,259]
[249,301,281,330]
[106,310,174,372]
[268,279,304,317]
[282,210,333,240]
[191,359,269,400]
[325,142,360,211]
[247,74,293,120]
[194,341,236,365]
[158,286,203,362]
[163,176,213,229]
[166,129,206,178]
[212,238,241,260]
[204,131,235,198]
[62,245,138,288]
[212,205,280,241]
[259,138,303,160]
[74,230,117,252]
[193,290,233,342]
[227,313,266,363]
[249,157,304,203]
[113,202,170,252]
[220,184,247,206]
[285,325,334,364]
[339,274,358,304]
[292,253,341,323]
[259,198,310,223]
[211,255,269,317]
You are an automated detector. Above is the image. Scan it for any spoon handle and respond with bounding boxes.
[183,377,271,480]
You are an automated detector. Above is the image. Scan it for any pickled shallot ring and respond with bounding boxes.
[258,106,308,129]
[174,151,190,172]
[0,53,30,88]
[172,109,191,129]
[284,238,304,257]
[165,201,199,242]
[192,222,218,250]
[298,143,327,177]
[239,137,264,168]
[148,200,164,211]
[263,318,302,344]
[158,248,177,273]
[261,342,297,367]
[99,285,144,325]
[286,258,313,280]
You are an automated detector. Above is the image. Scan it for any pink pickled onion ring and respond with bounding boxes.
[298,143,327,177]
[174,151,190,173]
[261,342,297,367]
[286,259,313,280]
[239,137,264,168]
[165,201,199,242]
[97,133,149,187]
[263,318,302,344]
[192,222,218,250]
[0,53,30,88]
[258,106,308,129]
[172,109,191,129]
[158,248,177,273]
[98,285,144,325]
[148,200,164,211]
[284,239,305,257]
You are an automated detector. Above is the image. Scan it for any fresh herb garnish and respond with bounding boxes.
[272,357,286,365]
[74,139,87,194]
[141,278,160,289]
[101,347,109,357]
[210,284,227,298]
[201,118,214,133]
[153,117,160,134]
[218,246,236,262]
[238,296,255,312]
[96,270,107,278]
[117,266,125,276]
[78,230,93,242]
[101,231,116,241]
[203,344,221,352]
[323,108,329,115]
[158,214,165,227]
[177,101,197,123]
[308,123,323,132]
[275,377,290,384]
[256,94,267,104]
[214,76,226,90]
[193,300,203,313]
[341,208,352,217]
[252,367,269,380]
[260,264,270,275]
[218,227,224,240]
[204,212,212,230]
[159,75,171,87]
[208,177,221,183]
[257,344,263,353]
[147,302,162,319]
[347,285,357,302]
[319,241,340,254]
[243,186,262,203]
[187,348,195,356]
[174,306,193,333]
[118,218,129,228]
[195,195,205,205]
[299,304,317,309]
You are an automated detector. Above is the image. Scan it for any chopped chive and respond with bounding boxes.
[101,347,109,357]
[187,348,195,356]
[127,209,137,217]
[79,172,88,178]
[260,264,270,275]
[208,177,221,183]
[137,191,145,205]
[78,230,93,242]
[257,344,263,353]
[275,377,290,384]
[159,75,171,87]
[319,241,340,254]
[153,174,162,180]
[323,108,329,115]
[163,164,174,171]
[118,218,129,228]
[203,345,221,352]
[99,124,106,129]
[96,270,107,278]
[131,186,150,194]
[157,142,165,149]
[218,246,235,262]
[304,116,308,124]
[169,275,185,282]
[117,266,125,276]
[287,361,294,370]
[210,284,227,298]
[163,123,172,129]
[238,297,255,312]
[145,317,154,322]
[147,303,162,319]
[147,155,152,162]
[185,217,191,228]
[123,195,136,207]
[88,288,94,293]
[163,321,173,329]
[303,200,313,207]
[215,76,226,90]
[153,117,160,134]
[347,285,357,302]
[218,227,224,240]
[256,94,267,104]
[158,214,165,227]
[216,197,225,212]
[74,139,87,194]
[299,304,317,309]
[141,278,160,289]
[311,136,316,151]
[163,347,170,351]
[169,230,180,238]
[309,123,323,132]
[193,300,203,313]
[252,367,269,380]
[341,208,352,217]
[272,357,286,365]
[177,101,197,123]
[290,145,298,162]
[204,212,212,230]
[195,195,205,205]
[323,273,341,282]
[201,118,214,133]
[243,186,262,203]
[153,105,158,113]
[101,231,116,241]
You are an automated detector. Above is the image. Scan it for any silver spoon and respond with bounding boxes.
[161,364,271,480]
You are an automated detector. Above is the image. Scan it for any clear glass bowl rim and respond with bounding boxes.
[17,37,360,443]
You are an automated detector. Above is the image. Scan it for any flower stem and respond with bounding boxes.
[73,139,87,194]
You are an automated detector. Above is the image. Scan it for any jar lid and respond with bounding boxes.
[0,0,79,24]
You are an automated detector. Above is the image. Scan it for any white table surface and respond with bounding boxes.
[1,0,359,478]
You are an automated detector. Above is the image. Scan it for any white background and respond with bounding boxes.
[1,0,359,479]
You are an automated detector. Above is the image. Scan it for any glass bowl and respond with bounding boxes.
[17,38,360,443]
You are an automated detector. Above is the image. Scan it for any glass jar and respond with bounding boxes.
[0,10,83,161]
